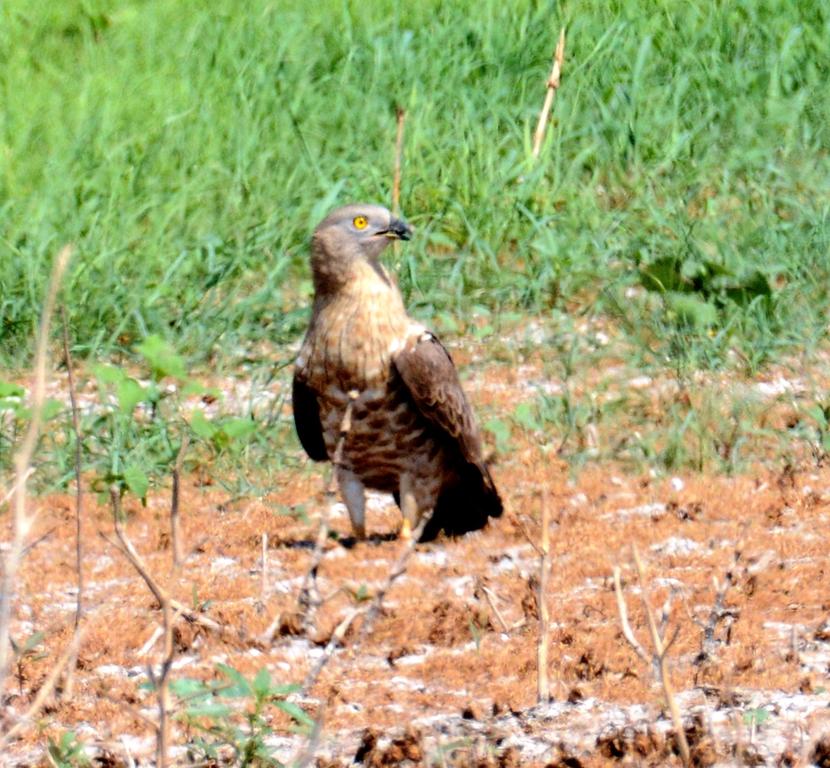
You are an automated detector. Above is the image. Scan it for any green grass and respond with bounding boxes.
[2,0,829,371]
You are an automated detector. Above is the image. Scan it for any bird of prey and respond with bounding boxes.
[292,203,502,541]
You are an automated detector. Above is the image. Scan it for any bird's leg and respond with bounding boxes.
[337,467,366,540]
[399,473,418,541]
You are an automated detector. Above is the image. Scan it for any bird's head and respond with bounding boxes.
[310,203,412,294]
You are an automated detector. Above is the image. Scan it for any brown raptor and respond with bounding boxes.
[292,203,502,541]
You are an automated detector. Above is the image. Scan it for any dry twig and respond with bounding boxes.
[0,245,72,697]
[614,546,691,766]
[59,305,85,699]
[531,28,566,159]
[359,512,430,640]
[301,512,432,696]
[478,583,510,634]
[392,107,406,216]
[537,490,552,703]
[261,532,269,602]
[297,393,356,635]
[108,487,175,768]
[692,538,752,663]
[170,432,190,568]
[60,305,84,630]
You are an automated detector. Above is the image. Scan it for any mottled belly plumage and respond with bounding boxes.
[317,373,450,505]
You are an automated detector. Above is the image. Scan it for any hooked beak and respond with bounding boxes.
[378,217,412,241]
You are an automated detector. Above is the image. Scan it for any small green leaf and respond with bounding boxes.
[484,417,512,453]
[220,417,257,440]
[169,678,212,698]
[21,631,45,654]
[742,707,771,726]
[182,702,232,719]
[42,398,63,421]
[135,335,187,380]
[666,292,719,329]
[252,668,271,698]
[116,378,146,413]
[215,663,253,698]
[275,699,314,727]
[513,402,540,431]
[189,410,216,439]
[0,380,24,398]
[93,364,126,386]
[123,465,149,500]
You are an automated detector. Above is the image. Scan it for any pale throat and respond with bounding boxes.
[315,258,413,388]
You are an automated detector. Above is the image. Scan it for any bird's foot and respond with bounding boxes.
[400,518,412,541]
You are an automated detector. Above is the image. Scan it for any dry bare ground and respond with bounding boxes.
[3,324,830,767]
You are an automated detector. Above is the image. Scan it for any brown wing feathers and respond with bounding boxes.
[393,332,503,528]
[291,374,328,461]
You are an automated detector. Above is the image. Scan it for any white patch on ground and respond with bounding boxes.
[607,502,666,520]
[210,556,238,573]
[754,377,803,398]
[628,375,653,389]
[651,537,701,556]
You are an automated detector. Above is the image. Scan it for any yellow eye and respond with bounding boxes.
[353,215,368,230]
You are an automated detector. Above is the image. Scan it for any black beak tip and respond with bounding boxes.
[390,217,412,241]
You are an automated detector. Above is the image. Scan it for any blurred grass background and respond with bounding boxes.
[2,0,828,371]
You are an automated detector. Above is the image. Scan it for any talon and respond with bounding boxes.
[400,519,412,540]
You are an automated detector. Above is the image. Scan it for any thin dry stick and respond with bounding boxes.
[479,584,510,634]
[0,469,34,508]
[302,512,432,695]
[292,708,326,768]
[170,432,190,568]
[261,532,269,603]
[59,305,85,700]
[297,394,356,634]
[60,305,84,630]
[392,107,406,216]
[694,537,747,663]
[358,511,431,640]
[615,547,691,767]
[516,513,544,557]
[168,598,237,643]
[0,627,84,745]
[531,28,566,159]
[613,566,650,664]
[537,490,551,704]
[108,488,174,768]
[0,245,72,697]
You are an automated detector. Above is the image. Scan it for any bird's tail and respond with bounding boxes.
[421,462,503,541]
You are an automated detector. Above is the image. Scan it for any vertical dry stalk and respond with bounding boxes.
[298,394,356,634]
[392,107,406,216]
[109,488,174,768]
[537,490,551,703]
[531,27,566,159]
[614,546,691,767]
[60,305,84,631]
[261,532,269,602]
[358,511,431,641]
[302,511,432,695]
[170,432,190,568]
[0,245,72,696]
[59,304,84,699]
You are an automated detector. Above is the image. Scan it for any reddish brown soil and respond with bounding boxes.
[3,333,830,766]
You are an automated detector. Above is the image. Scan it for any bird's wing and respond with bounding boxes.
[291,372,328,461]
[392,330,484,465]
